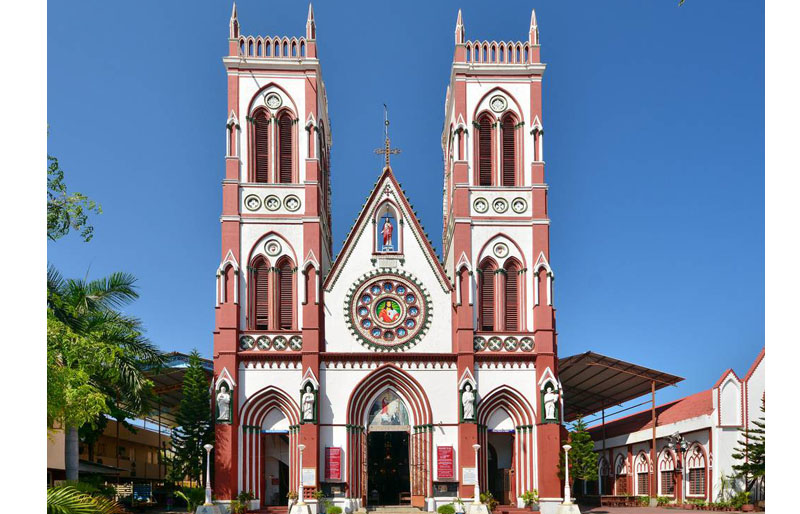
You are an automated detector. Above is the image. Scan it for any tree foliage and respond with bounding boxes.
[558,416,598,482]
[47,154,101,242]
[170,350,213,485]
[731,398,765,492]
[47,484,124,514]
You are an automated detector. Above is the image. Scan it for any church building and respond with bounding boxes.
[212,5,565,513]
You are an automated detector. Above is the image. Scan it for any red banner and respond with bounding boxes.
[325,447,342,480]
[437,446,454,479]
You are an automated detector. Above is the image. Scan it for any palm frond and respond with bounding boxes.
[47,485,124,514]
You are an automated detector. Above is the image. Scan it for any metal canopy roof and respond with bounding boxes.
[144,352,213,427]
[558,351,684,422]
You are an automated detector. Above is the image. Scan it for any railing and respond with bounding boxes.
[465,40,531,64]
[238,35,307,59]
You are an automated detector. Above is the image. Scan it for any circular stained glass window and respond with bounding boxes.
[347,273,430,351]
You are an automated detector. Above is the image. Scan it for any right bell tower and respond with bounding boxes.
[443,8,562,504]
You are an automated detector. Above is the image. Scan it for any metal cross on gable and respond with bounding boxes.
[374,104,402,168]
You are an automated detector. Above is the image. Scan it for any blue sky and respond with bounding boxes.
[47,0,764,418]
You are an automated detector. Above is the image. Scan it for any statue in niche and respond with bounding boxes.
[217,384,231,421]
[462,383,476,420]
[381,214,394,251]
[302,384,316,421]
[543,383,560,421]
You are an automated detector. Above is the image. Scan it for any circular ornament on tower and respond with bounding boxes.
[265,240,282,257]
[493,242,509,258]
[489,95,508,113]
[511,197,527,214]
[284,195,301,212]
[345,271,431,351]
[264,195,281,211]
[244,195,262,211]
[265,92,282,110]
[473,197,489,213]
[492,198,509,214]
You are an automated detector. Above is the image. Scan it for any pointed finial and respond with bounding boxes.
[229,2,239,39]
[374,104,401,170]
[455,9,465,45]
[529,9,539,45]
[306,3,316,40]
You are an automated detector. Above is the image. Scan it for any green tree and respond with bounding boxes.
[47,153,101,242]
[47,265,164,481]
[170,350,213,485]
[731,398,765,492]
[558,416,598,484]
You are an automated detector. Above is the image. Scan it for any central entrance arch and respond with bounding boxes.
[346,365,433,507]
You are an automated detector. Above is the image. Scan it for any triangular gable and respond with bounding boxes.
[458,368,476,390]
[533,251,552,274]
[219,249,240,272]
[713,368,741,390]
[300,368,320,390]
[323,166,451,292]
[216,367,237,391]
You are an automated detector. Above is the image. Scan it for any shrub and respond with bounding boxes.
[637,496,650,506]
[730,491,751,509]
[175,487,205,512]
[329,506,343,514]
[438,504,456,514]
[521,490,539,506]
[656,496,672,506]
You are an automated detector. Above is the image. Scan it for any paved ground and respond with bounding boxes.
[579,506,752,514]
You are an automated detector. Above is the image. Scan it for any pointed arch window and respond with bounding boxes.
[504,259,520,331]
[277,259,295,330]
[251,257,270,330]
[478,259,496,331]
[477,114,493,186]
[253,110,270,183]
[501,113,517,186]
[278,113,293,184]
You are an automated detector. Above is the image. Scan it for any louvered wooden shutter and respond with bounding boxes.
[278,263,293,329]
[505,265,519,331]
[480,266,495,331]
[279,115,293,183]
[502,117,516,186]
[255,112,269,183]
[254,262,269,329]
[478,116,493,186]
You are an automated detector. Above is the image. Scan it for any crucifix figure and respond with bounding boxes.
[374,104,402,168]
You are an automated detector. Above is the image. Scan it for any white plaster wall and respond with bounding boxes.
[324,177,453,354]
[238,363,303,409]
[593,415,713,450]
[745,357,765,425]
[475,364,538,417]
[319,425,348,483]
[719,379,742,426]
[432,425,460,481]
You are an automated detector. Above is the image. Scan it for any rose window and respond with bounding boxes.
[347,273,430,351]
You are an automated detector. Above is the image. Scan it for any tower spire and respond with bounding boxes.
[229,2,239,39]
[455,9,465,45]
[306,3,316,40]
[529,9,539,46]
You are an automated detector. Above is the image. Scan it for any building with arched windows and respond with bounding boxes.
[213,6,566,514]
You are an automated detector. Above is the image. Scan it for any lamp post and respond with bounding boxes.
[562,444,572,505]
[203,444,214,506]
[297,444,306,506]
[667,432,689,505]
[472,444,481,505]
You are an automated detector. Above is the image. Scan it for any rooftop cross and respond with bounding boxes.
[374,104,401,169]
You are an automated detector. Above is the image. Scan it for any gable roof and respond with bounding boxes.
[323,166,451,292]
[587,389,714,440]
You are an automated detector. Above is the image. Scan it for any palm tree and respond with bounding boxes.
[47,484,124,514]
[47,265,165,481]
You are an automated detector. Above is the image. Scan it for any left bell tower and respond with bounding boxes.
[214,3,331,501]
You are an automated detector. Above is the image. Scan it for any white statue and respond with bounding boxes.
[217,385,231,421]
[302,384,315,421]
[462,383,475,420]
[543,384,559,421]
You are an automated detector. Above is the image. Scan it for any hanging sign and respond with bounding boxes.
[437,446,454,480]
[326,447,342,480]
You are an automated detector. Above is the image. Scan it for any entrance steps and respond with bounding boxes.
[494,506,528,514]
[359,507,422,514]
[256,506,289,514]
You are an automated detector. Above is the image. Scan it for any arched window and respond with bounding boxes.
[478,259,496,331]
[614,455,628,495]
[501,113,517,186]
[251,257,270,330]
[254,110,270,183]
[504,259,520,331]
[278,113,293,183]
[686,444,707,497]
[635,452,650,496]
[277,259,294,330]
[477,114,493,186]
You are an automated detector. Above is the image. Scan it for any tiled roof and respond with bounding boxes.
[588,389,714,440]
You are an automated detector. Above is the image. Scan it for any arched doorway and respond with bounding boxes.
[486,408,515,505]
[366,390,411,505]
[261,408,290,506]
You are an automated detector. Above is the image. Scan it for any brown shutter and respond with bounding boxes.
[255,111,269,183]
[278,262,293,329]
[502,117,516,186]
[505,264,518,331]
[480,265,495,331]
[279,115,293,183]
[478,116,493,186]
[254,261,269,329]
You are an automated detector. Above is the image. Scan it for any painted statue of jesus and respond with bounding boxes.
[382,218,393,249]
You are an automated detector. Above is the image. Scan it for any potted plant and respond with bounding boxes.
[480,492,498,512]
[438,504,456,514]
[313,490,327,513]
[287,490,299,509]
[521,490,539,511]
[453,497,465,514]
[329,507,343,514]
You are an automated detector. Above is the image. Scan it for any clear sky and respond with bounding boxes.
[47,0,764,420]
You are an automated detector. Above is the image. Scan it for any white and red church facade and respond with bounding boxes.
[212,6,565,513]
